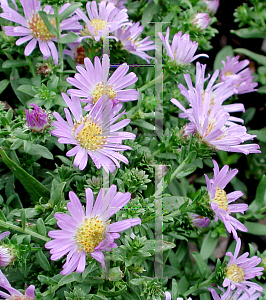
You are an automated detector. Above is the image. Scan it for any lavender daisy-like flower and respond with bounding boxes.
[178,62,244,126]
[76,0,129,42]
[209,287,261,300]
[222,238,263,296]
[204,160,248,239]
[67,54,139,110]
[158,27,208,65]
[171,87,260,155]
[115,22,155,63]
[45,185,141,275]
[190,213,210,228]
[51,93,135,173]
[25,104,50,132]
[192,13,210,30]
[220,56,258,95]
[0,269,35,299]
[0,0,83,64]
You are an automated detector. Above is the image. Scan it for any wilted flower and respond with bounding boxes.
[63,42,86,65]
[190,213,210,228]
[0,269,35,299]
[203,0,219,14]
[25,104,50,132]
[67,54,139,110]
[220,56,258,94]
[45,185,141,275]
[209,287,261,300]
[158,27,208,65]
[51,93,136,173]
[76,0,129,41]
[171,87,260,155]
[115,22,155,63]
[192,13,210,30]
[222,238,263,297]
[0,0,82,64]
[205,160,248,239]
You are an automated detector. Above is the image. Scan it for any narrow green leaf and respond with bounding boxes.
[59,3,82,22]
[38,11,57,35]
[58,273,83,287]
[191,252,211,278]
[131,120,157,131]
[244,221,266,235]
[16,85,36,97]
[249,128,266,143]
[58,31,79,44]
[0,148,50,202]
[234,48,266,66]
[2,60,28,68]
[36,218,46,236]
[21,209,26,231]
[200,231,219,260]
[231,28,266,39]
[10,69,31,105]
[36,249,51,271]
[0,79,9,94]
[213,45,234,70]
[49,182,66,206]
[0,210,7,222]
[27,144,54,160]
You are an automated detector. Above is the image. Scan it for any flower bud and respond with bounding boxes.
[190,213,210,228]
[192,13,210,30]
[25,104,50,133]
[203,0,219,14]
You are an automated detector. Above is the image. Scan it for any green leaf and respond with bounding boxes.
[249,128,266,142]
[36,249,51,271]
[231,28,266,39]
[200,231,219,260]
[59,3,82,22]
[0,148,50,202]
[2,60,28,68]
[58,31,79,44]
[234,48,266,66]
[99,285,127,296]
[0,210,7,222]
[27,144,53,160]
[244,221,266,235]
[16,85,36,97]
[38,11,57,35]
[10,69,32,105]
[141,3,159,26]
[21,209,26,231]
[58,273,83,287]
[36,218,46,236]
[213,45,234,70]
[49,181,66,206]
[131,120,156,131]
[191,252,211,278]
[0,79,9,95]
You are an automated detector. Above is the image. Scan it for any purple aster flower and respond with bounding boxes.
[45,185,141,275]
[222,238,264,296]
[205,160,248,239]
[0,0,82,64]
[51,93,136,173]
[115,22,155,63]
[67,54,139,110]
[0,269,35,299]
[178,62,245,126]
[158,27,208,65]
[209,287,261,300]
[190,213,210,228]
[192,13,210,30]
[220,56,258,95]
[171,87,261,155]
[25,103,50,132]
[203,0,219,14]
[76,1,129,42]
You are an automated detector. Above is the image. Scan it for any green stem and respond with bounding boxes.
[183,276,214,297]
[138,73,168,92]
[25,56,35,77]
[0,220,49,242]
[54,6,63,73]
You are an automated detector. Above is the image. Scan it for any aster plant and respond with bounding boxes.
[45,185,141,274]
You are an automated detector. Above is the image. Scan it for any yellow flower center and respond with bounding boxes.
[212,187,228,211]
[74,118,107,151]
[28,13,56,41]
[224,71,234,77]
[226,264,245,283]
[76,217,106,253]
[90,19,108,32]
[92,82,116,104]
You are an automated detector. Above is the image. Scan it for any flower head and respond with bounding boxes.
[0,0,82,64]
[220,56,258,95]
[67,54,139,110]
[171,88,260,155]
[25,104,50,132]
[209,287,261,300]
[190,213,210,228]
[158,28,208,65]
[115,22,155,63]
[51,93,135,173]
[222,238,263,296]
[0,231,14,267]
[45,185,141,275]
[76,0,129,41]
[203,0,219,14]
[192,13,210,30]
[0,269,35,299]
[205,160,248,239]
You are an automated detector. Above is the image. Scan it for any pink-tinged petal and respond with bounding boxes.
[76,251,86,273]
[0,231,10,240]
[68,191,85,220]
[90,250,105,268]
[25,285,35,299]
[109,218,141,232]
[24,38,37,56]
[47,40,58,65]
[16,35,33,45]
[39,40,50,57]
[61,251,81,275]
[85,188,94,217]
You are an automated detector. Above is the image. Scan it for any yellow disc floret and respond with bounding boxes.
[212,186,228,211]
[28,13,56,41]
[91,82,116,104]
[226,264,245,283]
[90,19,108,32]
[76,217,106,253]
[74,117,107,151]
